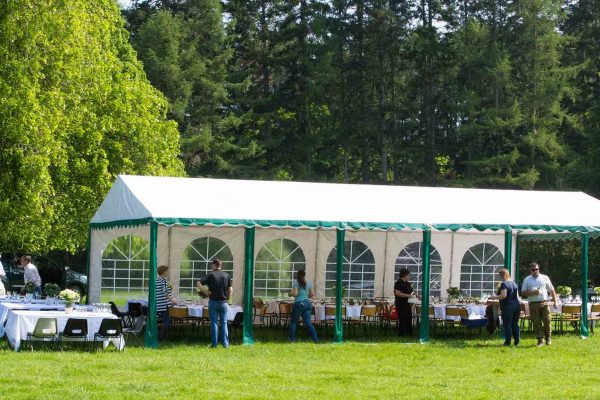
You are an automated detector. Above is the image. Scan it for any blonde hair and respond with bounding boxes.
[157,265,169,275]
[498,268,510,278]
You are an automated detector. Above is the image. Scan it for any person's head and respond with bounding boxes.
[20,255,31,266]
[498,268,510,281]
[529,262,540,277]
[212,259,222,271]
[399,268,410,281]
[295,270,307,289]
[157,265,169,276]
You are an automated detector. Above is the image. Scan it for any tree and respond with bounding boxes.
[0,0,184,252]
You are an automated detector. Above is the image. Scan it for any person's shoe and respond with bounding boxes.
[514,342,519,347]
[502,342,511,347]
[537,339,544,347]
[546,338,552,346]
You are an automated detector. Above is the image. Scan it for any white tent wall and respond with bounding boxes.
[88,225,169,303]
[167,226,245,305]
[315,230,336,298]
[254,227,318,287]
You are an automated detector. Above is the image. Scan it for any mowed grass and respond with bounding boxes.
[1,332,600,399]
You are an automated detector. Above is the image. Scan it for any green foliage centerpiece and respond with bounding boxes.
[556,286,572,298]
[44,283,61,298]
[446,287,461,304]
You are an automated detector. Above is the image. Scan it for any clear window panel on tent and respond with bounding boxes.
[394,242,443,298]
[254,238,306,299]
[325,241,375,299]
[459,243,504,298]
[101,235,150,302]
[179,237,234,297]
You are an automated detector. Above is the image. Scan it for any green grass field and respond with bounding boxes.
[1,329,599,399]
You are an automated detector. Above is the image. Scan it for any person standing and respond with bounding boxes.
[20,255,42,297]
[394,269,416,336]
[200,259,232,348]
[496,269,520,346]
[0,256,6,295]
[156,265,176,340]
[288,270,319,343]
[521,262,557,346]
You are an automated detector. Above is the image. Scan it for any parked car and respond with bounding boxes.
[0,253,87,297]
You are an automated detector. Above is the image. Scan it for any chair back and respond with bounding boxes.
[202,307,210,319]
[169,306,189,318]
[445,306,462,318]
[361,305,377,317]
[63,318,88,337]
[97,318,123,337]
[33,318,58,337]
[232,311,244,327]
[128,302,143,317]
[253,299,264,317]
[279,302,292,316]
[591,304,600,313]
[459,307,469,319]
[562,304,582,315]
[109,301,121,316]
[130,315,146,334]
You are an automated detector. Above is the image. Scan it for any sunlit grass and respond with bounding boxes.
[1,329,599,399]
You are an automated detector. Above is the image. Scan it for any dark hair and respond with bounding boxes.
[212,259,222,268]
[157,265,169,275]
[296,270,307,289]
[22,255,32,264]
[399,268,410,279]
[529,262,539,270]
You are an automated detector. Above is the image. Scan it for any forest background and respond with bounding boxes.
[1,0,600,290]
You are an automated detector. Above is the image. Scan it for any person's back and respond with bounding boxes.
[203,270,231,302]
[500,280,519,307]
[292,280,312,303]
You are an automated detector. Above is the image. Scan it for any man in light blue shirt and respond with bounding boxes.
[521,263,557,346]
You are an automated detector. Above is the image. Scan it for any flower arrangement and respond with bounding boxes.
[594,287,600,295]
[44,283,61,298]
[58,289,80,306]
[24,282,36,294]
[556,285,572,297]
[446,287,461,298]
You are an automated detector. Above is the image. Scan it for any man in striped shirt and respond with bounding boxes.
[156,265,176,340]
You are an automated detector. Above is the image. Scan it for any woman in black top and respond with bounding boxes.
[496,268,520,346]
[394,269,415,336]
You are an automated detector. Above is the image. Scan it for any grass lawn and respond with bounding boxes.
[1,329,599,399]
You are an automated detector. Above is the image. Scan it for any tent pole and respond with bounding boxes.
[334,228,345,343]
[419,228,431,343]
[581,232,589,338]
[145,221,159,349]
[514,234,520,288]
[243,227,256,345]
[85,225,91,305]
[504,229,513,275]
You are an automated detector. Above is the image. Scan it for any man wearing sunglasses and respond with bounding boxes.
[521,262,557,346]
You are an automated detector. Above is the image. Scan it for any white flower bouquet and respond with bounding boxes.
[58,289,81,306]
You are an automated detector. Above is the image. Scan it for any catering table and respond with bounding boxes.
[313,304,370,321]
[4,310,123,351]
[173,304,242,321]
[432,304,487,321]
[523,302,592,315]
[0,302,65,337]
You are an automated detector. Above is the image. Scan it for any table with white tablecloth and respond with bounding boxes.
[0,302,65,337]
[432,304,487,321]
[523,302,592,315]
[4,310,123,351]
[312,304,371,321]
[176,304,241,321]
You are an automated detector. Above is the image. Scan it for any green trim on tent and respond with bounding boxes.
[334,229,345,343]
[144,221,159,349]
[419,228,432,344]
[581,233,589,338]
[243,227,256,345]
[90,217,600,235]
[85,226,92,305]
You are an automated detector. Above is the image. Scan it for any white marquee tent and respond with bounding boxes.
[88,175,600,347]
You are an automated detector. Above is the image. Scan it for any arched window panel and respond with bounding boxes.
[325,240,375,299]
[101,235,150,297]
[459,243,504,298]
[394,242,443,297]
[179,237,234,296]
[254,238,306,299]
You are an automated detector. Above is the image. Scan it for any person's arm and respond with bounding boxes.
[497,289,508,300]
[291,287,298,298]
[227,286,232,301]
[394,288,414,298]
[308,287,316,299]
[520,279,538,297]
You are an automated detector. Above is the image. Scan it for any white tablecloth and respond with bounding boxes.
[4,310,123,351]
[432,304,487,320]
[523,302,593,315]
[0,302,65,337]
[313,304,371,321]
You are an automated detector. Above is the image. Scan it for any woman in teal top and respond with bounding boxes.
[288,270,318,342]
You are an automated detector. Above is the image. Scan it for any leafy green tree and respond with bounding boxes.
[0,0,184,252]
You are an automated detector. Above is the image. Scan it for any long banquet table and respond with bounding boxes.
[0,302,66,337]
[4,309,123,351]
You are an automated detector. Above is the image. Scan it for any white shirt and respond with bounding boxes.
[0,262,5,278]
[522,274,554,302]
[23,263,42,287]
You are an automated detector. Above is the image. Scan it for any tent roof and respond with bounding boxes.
[90,175,600,234]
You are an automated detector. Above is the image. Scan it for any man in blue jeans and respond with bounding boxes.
[200,259,232,348]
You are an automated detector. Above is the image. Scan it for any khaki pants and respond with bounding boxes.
[529,301,551,341]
